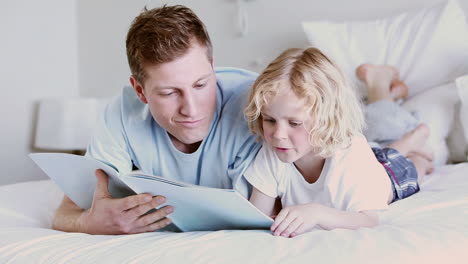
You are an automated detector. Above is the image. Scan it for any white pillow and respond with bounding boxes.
[401,82,459,166]
[302,0,468,98]
[446,106,467,163]
[448,75,468,162]
[456,75,468,140]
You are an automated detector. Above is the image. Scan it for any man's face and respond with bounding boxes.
[131,44,217,151]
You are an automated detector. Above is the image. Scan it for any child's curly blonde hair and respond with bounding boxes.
[244,47,364,157]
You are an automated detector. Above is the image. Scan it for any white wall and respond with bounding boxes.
[78,0,468,98]
[0,0,79,185]
[2,0,467,185]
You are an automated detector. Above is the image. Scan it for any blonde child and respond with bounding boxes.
[243,48,431,238]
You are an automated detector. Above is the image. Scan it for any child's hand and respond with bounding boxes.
[270,203,323,238]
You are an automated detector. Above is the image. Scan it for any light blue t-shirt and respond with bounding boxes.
[86,67,261,197]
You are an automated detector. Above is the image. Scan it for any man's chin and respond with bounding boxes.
[169,126,209,144]
[175,133,206,145]
[181,138,204,145]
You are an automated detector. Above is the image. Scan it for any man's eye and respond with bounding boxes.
[195,83,207,88]
[161,91,175,96]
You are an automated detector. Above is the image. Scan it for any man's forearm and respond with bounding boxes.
[52,197,87,233]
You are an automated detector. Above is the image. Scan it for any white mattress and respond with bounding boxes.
[1,163,468,263]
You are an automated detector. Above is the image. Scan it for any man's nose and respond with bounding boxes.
[180,91,198,117]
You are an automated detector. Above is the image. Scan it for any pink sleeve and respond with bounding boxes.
[333,136,391,212]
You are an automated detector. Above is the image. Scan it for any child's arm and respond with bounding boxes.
[271,203,379,238]
[249,187,277,217]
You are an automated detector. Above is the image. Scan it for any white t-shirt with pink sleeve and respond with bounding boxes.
[244,135,391,212]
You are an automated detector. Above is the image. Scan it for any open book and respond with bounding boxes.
[29,153,273,232]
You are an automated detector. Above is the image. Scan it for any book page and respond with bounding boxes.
[127,172,196,187]
[29,153,135,209]
[126,172,212,189]
[122,175,273,231]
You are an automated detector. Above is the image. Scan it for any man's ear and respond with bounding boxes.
[130,76,148,104]
[210,56,215,69]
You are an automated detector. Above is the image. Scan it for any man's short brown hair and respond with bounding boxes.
[126,5,213,84]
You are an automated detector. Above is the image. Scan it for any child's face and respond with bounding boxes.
[261,89,315,163]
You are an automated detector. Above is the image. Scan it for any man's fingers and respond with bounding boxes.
[91,170,173,234]
[114,199,172,234]
[116,193,154,211]
[94,169,112,199]
[135,216,173,233]
[126,196,168,220]
[135,205,174,228]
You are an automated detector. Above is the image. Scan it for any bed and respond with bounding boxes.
[2,0,468,263]
[1,163,468,263]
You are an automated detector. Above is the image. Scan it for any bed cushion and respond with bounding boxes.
[448,75,468,162]
[302,0,468,164]
[2,164,468,262]
[302,0,468,98]
[0,180,63,228]
[401,82,459,165]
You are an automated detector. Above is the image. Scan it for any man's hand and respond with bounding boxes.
[270,203,323,238]
[78,169,173,235]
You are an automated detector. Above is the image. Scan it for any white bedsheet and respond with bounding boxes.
[1,163,468,263]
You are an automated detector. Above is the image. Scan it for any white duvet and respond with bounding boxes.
[1,163,468,263]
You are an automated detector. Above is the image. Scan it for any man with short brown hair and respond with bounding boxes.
[52,5,261,235]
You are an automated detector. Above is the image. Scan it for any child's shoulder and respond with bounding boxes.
[329,135,383,184]
[350,134,371,149]
[334,134,373,162]
[338,133,370,150]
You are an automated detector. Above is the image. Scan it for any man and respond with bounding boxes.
[52,5,261,235]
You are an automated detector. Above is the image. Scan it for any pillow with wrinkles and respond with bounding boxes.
[302,0,468,99]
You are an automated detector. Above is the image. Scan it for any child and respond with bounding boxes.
[357,63,434,180]
[243,48,432,238]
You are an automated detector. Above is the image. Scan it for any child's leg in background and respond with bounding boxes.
[386,123,434,184]
[406,153,433,184]
[388,124,433,162]
[373,147,419,203]
[374,124,434,202]
[357,64,419,145]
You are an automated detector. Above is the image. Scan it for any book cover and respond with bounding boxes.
[29,153,273,231]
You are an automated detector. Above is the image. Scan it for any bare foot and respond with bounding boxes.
[407,153,434,184]
[356,64,399,82]
[389,79,409,101]
[389,124,432,158]
[356,64,400,103]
